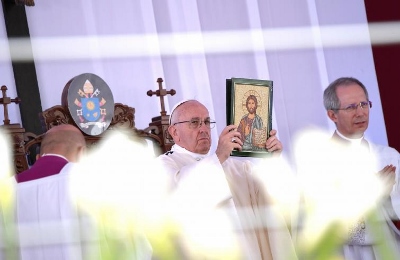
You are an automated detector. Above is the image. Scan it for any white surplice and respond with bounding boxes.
[335,134,400,260]
[14,163,101,260]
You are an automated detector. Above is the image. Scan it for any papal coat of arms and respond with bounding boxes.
[64,73,114,136]
[74,79,107,126]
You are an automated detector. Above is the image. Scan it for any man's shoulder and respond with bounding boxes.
[163,150,174,156]
[156,150,179,162]
[16,156,69,183]
[369,141,400,155]
[156,150,175,159]
[15,168,33,181]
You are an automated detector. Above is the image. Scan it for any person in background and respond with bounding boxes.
[323,77,398,201]
[16,124,86,183]
[13,124,98,260]
[299,76,400,259]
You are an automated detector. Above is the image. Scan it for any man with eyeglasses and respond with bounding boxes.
[156,99,297,259]
[321,77,400,259]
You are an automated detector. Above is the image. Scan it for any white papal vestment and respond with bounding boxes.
[157,144,298,260]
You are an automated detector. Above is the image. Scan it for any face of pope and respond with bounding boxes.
[168,100,212,154]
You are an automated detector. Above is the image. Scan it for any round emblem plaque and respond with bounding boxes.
[62,73,114,136]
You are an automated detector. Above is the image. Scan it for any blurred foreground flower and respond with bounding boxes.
[253,155,300,226]
[69,130,179,259]
[69,129,253,259]
[293,127,397,259]
[0,129,17,259]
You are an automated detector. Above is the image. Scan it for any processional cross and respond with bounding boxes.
[147,78,176,116]
[0,85,21,125]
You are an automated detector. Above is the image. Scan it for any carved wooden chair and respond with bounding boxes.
[1,76,175,174]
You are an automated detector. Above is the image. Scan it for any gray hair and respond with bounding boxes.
[169,99,196,125]
[323,77,369,111]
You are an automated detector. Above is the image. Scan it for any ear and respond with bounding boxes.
[327,110,338,123]
[78,145,86,158]
[168,125,179,141]
[71,145,86,163]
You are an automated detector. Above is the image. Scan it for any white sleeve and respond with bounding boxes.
[157,153,232,208]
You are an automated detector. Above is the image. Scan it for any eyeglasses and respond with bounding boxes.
[173,117,216,129]
[333,101,372,112]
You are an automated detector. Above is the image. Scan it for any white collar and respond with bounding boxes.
[171,144,208,161]
[41,153,69,162]
[336,130,364,146]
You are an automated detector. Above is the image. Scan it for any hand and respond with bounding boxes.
[215,125,243,164]
[265,129,283,155]
[378,164,396,197]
